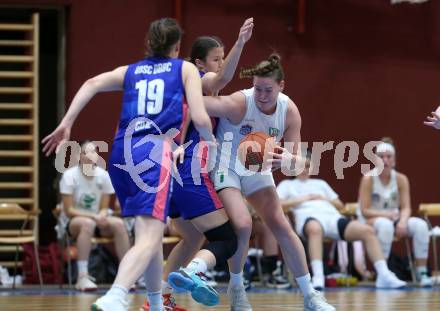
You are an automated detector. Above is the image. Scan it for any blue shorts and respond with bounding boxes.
[169,152,223,220]
[108,135,173,222]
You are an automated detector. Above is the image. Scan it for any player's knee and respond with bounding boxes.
[80,218,96,235]
[409,217,429,240]
[373,217,394,242]
[362,224,375,237]
[235,217,252,240]
[304,220,323,238]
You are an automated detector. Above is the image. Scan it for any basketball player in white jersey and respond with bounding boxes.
[358,137,432,287]
[203,54,335,311]
[424,105,440,129]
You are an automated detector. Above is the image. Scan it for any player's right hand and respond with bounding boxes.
[42,122,71,156]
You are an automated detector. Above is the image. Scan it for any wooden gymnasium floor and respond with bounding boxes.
[1,284,439,310]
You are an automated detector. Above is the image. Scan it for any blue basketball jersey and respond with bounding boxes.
[114,57,187,141]
[182,71,218,159]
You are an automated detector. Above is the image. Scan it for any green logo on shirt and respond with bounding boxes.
[81,193,97,210]
[269,127,280,137]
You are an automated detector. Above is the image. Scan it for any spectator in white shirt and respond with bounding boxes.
[59,141,130,291]
[277,153,406,290]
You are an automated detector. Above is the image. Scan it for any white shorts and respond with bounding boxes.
[210,168,275,197]
[294,212,345,240]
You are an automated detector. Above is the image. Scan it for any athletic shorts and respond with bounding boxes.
[210,167,275,197]
[168,154,223,220]
[108,135,173,222]
[295,212,350,240]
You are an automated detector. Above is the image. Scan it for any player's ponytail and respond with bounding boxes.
[239,53,284,82]
[146,18,182,57]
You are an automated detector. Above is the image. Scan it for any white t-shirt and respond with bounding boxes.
[277,178,339,217]
[59,166,115,217]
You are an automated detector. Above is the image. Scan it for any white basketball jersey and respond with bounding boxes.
[357,169,400,223]
[215,87,290,174]
[371,169,400,212]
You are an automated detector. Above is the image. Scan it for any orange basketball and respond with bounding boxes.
[238,132,276,172]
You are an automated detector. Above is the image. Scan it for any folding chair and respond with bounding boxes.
[353,202,416,282]
[0,202,43,288]
[53,204,115,287]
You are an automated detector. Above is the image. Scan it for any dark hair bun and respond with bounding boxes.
[268,53,281,63]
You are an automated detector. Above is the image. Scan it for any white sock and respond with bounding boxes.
[374,259,389,277]
[147,290,163,308]
[107,284,129,301]
[77,260,88,277]
[296,273,314,297]
[310,260,324,279]
[229,272,243,286]
[162,280,173,295]
[416,266,428,277]
[186,257,208,274]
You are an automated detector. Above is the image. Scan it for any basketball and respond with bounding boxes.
[238,132,276,172]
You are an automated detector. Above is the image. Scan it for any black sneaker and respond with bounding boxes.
[266,273,291,289]
[266,260,291,289]
[243,276,252,291]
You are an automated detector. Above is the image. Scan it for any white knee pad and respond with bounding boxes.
[407,217,430,259]
[373,217,394,259]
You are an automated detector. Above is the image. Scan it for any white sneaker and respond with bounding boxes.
[419,273,432,287]
[75,274,97,291]
[311,276,325,290]
[304,289,336,311]
[227,284,253,311]
[375,272,406,289]
[91,294,129,311]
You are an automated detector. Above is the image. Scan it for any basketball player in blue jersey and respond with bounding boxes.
[202,54,336,311]
[141,18,254,311]
[42,18,214,311]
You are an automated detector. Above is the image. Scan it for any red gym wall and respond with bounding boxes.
[3,0,440,211]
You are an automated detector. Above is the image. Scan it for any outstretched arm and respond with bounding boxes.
[202,18,254,94]
[42,66,128,156]
[203,92,247,123]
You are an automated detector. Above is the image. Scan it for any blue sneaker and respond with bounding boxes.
[168,268,219,306]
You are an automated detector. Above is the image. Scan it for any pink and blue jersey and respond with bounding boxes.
[168,71,223,220]
[109,57,186,221]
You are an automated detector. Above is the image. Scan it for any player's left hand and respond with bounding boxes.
[266,145,297,171]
